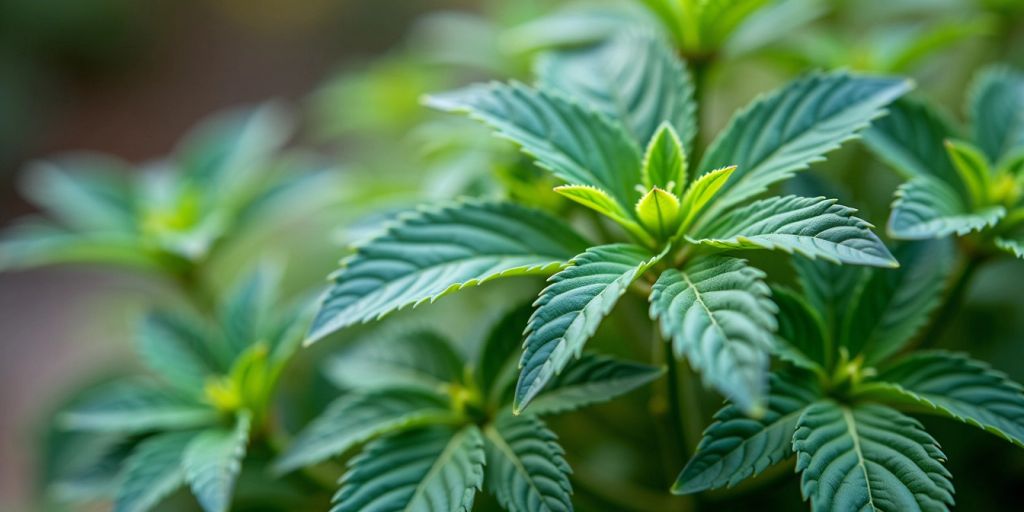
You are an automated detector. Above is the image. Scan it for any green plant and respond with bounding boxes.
[676,239,1024,509]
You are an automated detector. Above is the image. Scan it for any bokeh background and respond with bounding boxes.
[3,0,1024,510]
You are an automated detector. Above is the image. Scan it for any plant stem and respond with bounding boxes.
[677,360,704,456]
[659,334,688,466]
[918,251,987,348]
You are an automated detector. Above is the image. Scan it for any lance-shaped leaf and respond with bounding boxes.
[996,232,1024,259]
[553,185,638,231]
[138,311,221,393]
[862,98,962,186]
[536,31,697,149]
[514,244,663,413]
[793,402,954,512]
[525,353,664,416]
[794,257,865,343]
[114,431,196,512]
[332,426,485,512]
[677,166,737,235]
[842,239,954,364]
[649,257,777,412]
[772,287,829,373]
[642,124,688,194]
[425,82,642,209]
[220,264,279,357]
[969,65,1024,164]
[61,381,217,433]
[945,139,992,208]
[635,187,682,240]
[325,330,463,394]
[477,305,532,405]
[698,73,911,218]
[484,413,573,512]
[0,220,158,271]
[857,351,1024,448]
[20,154,137,232]
[184,412,251,512]
[674,369,820,494]
[692,196,897,268]
[308,200,588,343]
[889,177,1005,239]
[273,391,455,474]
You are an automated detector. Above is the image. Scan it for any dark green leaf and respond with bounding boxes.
[526,353,664,416]
[484,413,572,512]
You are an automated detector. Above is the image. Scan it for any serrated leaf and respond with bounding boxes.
[62,381,217,433]
[333,426,485,512]
[477,305,533,405]
[857,351,1024,448]
[515,244,662,413]
[20,154,136,232]
[842,240,954,364]
[274,390,455,474]
[794,257,865,344]
[220,264,280,357]
[649,257,777,412]
[525,353,664,416]
[692,196,897,267]
[677,166,736,235]
[793,401,954,512]
[183,413,251,512]
[426,82,642,209]
[995,232,1024,258]
[308,200,588,344]
[552,185,638,230]
[138,311,221,393]
[114,431,196,512]
[772,287,829,372]
[643,123,688,194]
[635,187,682,240]
[889,177,1005,239]
[325,330,463,394]
[484,413,573,512]
[969,65,1024,164]
[862,98,962,186]
[674,369,819,494]
[536,31,696,149]
[698,73,911,219]
[944,139,992,208]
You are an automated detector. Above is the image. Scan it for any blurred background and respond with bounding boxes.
[2,0,1024,510]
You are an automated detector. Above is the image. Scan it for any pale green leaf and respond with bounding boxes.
[857,351,1024,448]
[425,82,642,209]
[536,31,696,149]
[793,401,954,512]
[642,123,688,194]
[677,166,736,234]
[333,426,485,512]
[308,200,588,344]
[692,196,897,267]
[525,353,664,416]
[649,257,777,412]
[325,330,463,394]
[674,369,819,494]
[274,391,455,474]
[698,73,911,218]
[20,154,136,232]
[995,232,1024,258]
[889,177,1005,239]
[635,187,682,240]
[862,98,962,186]
[114,432,195,512]
[969,65,1024,164]
[220,264,280,357]
[184,413,251,512]
[0,220,159,272]
[944,139,992,208]
[842,239,954,364]
[698,0,771,49]
[484,413,572,512]
[138,311,221,393]
[515,244,662,413]
[552,185,638,230]
[61,381,217,433]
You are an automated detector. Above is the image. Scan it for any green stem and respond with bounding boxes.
[677,360,704,457]
[663,341,687,462]
[688,57,712,165]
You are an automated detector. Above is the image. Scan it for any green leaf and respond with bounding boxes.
[220,264,280,357]
[945,139,992,208]
[857,351,1024,448]
[692,196,897,267]
[889,177,1005,239]
[698,0,772,50]
[862,98,962,186]
[793,401,954,512]
[138,311,220,393]
[308,200,588,344]
[20,154,136,232]
[274,391,455,474]
[677,166,737,234]
[772,287,829,373]
[525,353,664,416]
[635,187,682,240]
[515,244,663,413]
[698,73,911,219]
[425,82,642,209]
[552,185,639,231]
[484,413,573,512]
[793,257,865,344]
[61,381,217,433]
[969,65,1024,164]
[333,426,485,512]
[995,232,1024,258]
[114,432,196,512]
[842,240,954,364]
[535,31,697,149]
[0,220,158,271]
[325,330,463,394]
[674,369,819,494]
[183,413,251,512]
[649,257,777,412]
[642,124,688,194]
[477,305,533,405]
